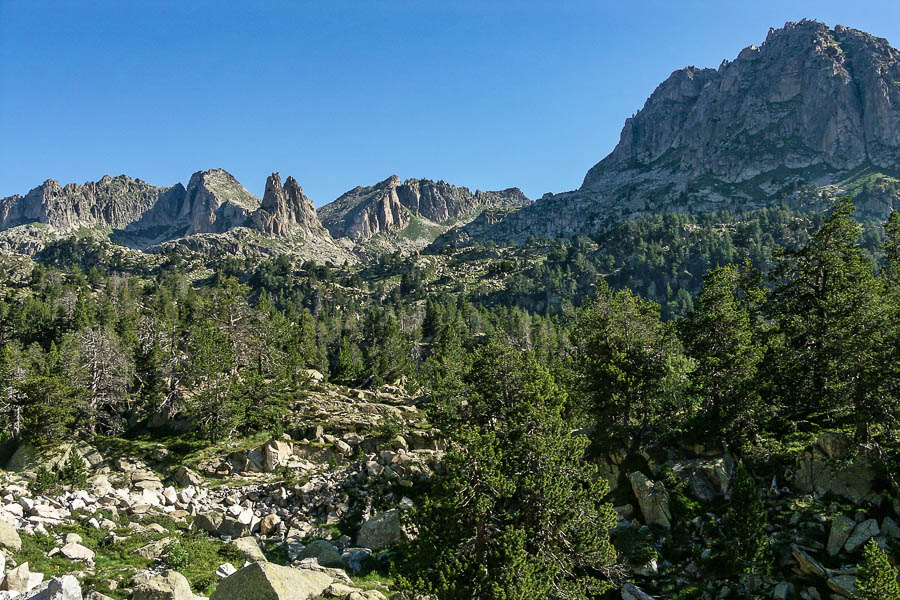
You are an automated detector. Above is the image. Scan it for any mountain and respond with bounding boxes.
[317,174,530,252]
[445,20,900,246]
[0,169,354,264]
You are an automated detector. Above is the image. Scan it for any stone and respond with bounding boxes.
[881,516,900,540]
[30,575,82,600]
[827,515,855,556]
[0,521,21,552]
[817,432,850,459]
[209,561,332,600]
[259,514,281,535]
[60,542,95,561]
[827,575,857,597]
[132,569,194,600]
[628,472,672,529]
[356,510,408,551]
[790,454,876,504]
[231,537,267,562]
[173,467,203,488]
[85,592,116,600]
[844,518,880,553]
[263,439,293,472]
[136,537,175,560]
[621,582,655,600]
[1,562,35,594]
[772,582,792,600]
[792,545,826,577]
[298,540,345,569]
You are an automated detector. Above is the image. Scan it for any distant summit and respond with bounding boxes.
[446,20,900,246]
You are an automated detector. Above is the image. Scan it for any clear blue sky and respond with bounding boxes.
[2,1,899,206]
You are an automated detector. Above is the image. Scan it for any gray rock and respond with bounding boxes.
[28,575,82,600]
[827,515,856,556]
[827,575,857,597]
[792,545,826,577]
[231,537,267,562]
[209,562,332,600]
[0,520,22,552]
[298,540,345,569]
[844,518,880,553]
[356,510,408,551]
[621,582,655,600]
[132,569,194,600]
[628,472,672,529]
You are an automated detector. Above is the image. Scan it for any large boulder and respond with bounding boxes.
[668,455,734,502]
[1,562,41,594]
[0,521,21,552]
[210,561,332,600]
[29,575,82,600]
[790,453,876,503]
[7,441,103,473]
[826,515,856,556]
[298,540,345,568]
[628,472,672,529]
[195,511,250,539]
[132,569,195,600]
[231,537,267,562]
[844,518,880,553]
[356,510,408,551]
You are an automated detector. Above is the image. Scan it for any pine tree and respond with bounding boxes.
[854,539,900,600]
[398,340,618,599]
[770,198,890,440]
[573,282,693,450]
[724,462,769,589]
[682,264,764,447]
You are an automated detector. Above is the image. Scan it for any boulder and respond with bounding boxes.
[881,516,900,540]
[628,472,672,529]
[85,592,116,600]
[669,456,733,502]
[195,511,250,539]
[29,575,82,600]
[231,537,267,562]
[817,432,850,459]
[60,542,95,561]
[844,518,879,553]
[298,540,345,568]
[0,521,21,552]
[137,537,175,560]
[621,582,655,600]
[259,514,281,535]
[210,561,332,600]
[263,439,293,472]
[792,545,826,577]
[1,562,38,594]
[173,466,203,488]
[7,441,103,473]
[132,569,195,600]
[356,510,408,551]
[827,515,856,556]
[827,575,857,597]
[790,454,875,503]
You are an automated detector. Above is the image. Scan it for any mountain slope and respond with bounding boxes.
[445,20,900,246]
[317,174,530,253]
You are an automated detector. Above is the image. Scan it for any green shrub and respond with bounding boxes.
[30,465,59,494]
[59,450,88,488]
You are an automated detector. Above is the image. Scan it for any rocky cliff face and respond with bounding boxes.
[0,169,355,263]
[318,175,530,242]
[251,173,326,237]
[449,20,900,246]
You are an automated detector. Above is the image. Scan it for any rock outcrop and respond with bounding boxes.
[250,173,325,237]
[318,175,530,242]
[447,20,900,247]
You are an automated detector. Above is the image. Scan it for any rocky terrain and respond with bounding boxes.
[444,19,900,246]
[317,175,530,252]
[0,377,443,599]
[0,170,353,265]
[1,379,896,599]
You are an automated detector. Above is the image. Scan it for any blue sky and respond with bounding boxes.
[2,1,899,206]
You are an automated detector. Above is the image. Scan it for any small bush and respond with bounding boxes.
[30,465,59,494]
[59,450,88,488]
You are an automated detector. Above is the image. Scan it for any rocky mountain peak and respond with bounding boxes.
[448,20,900,247]
[252,172,323,236]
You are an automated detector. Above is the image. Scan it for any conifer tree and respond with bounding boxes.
[398,340,618,599]
[854,539,900,600]
[724,462,769,590]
